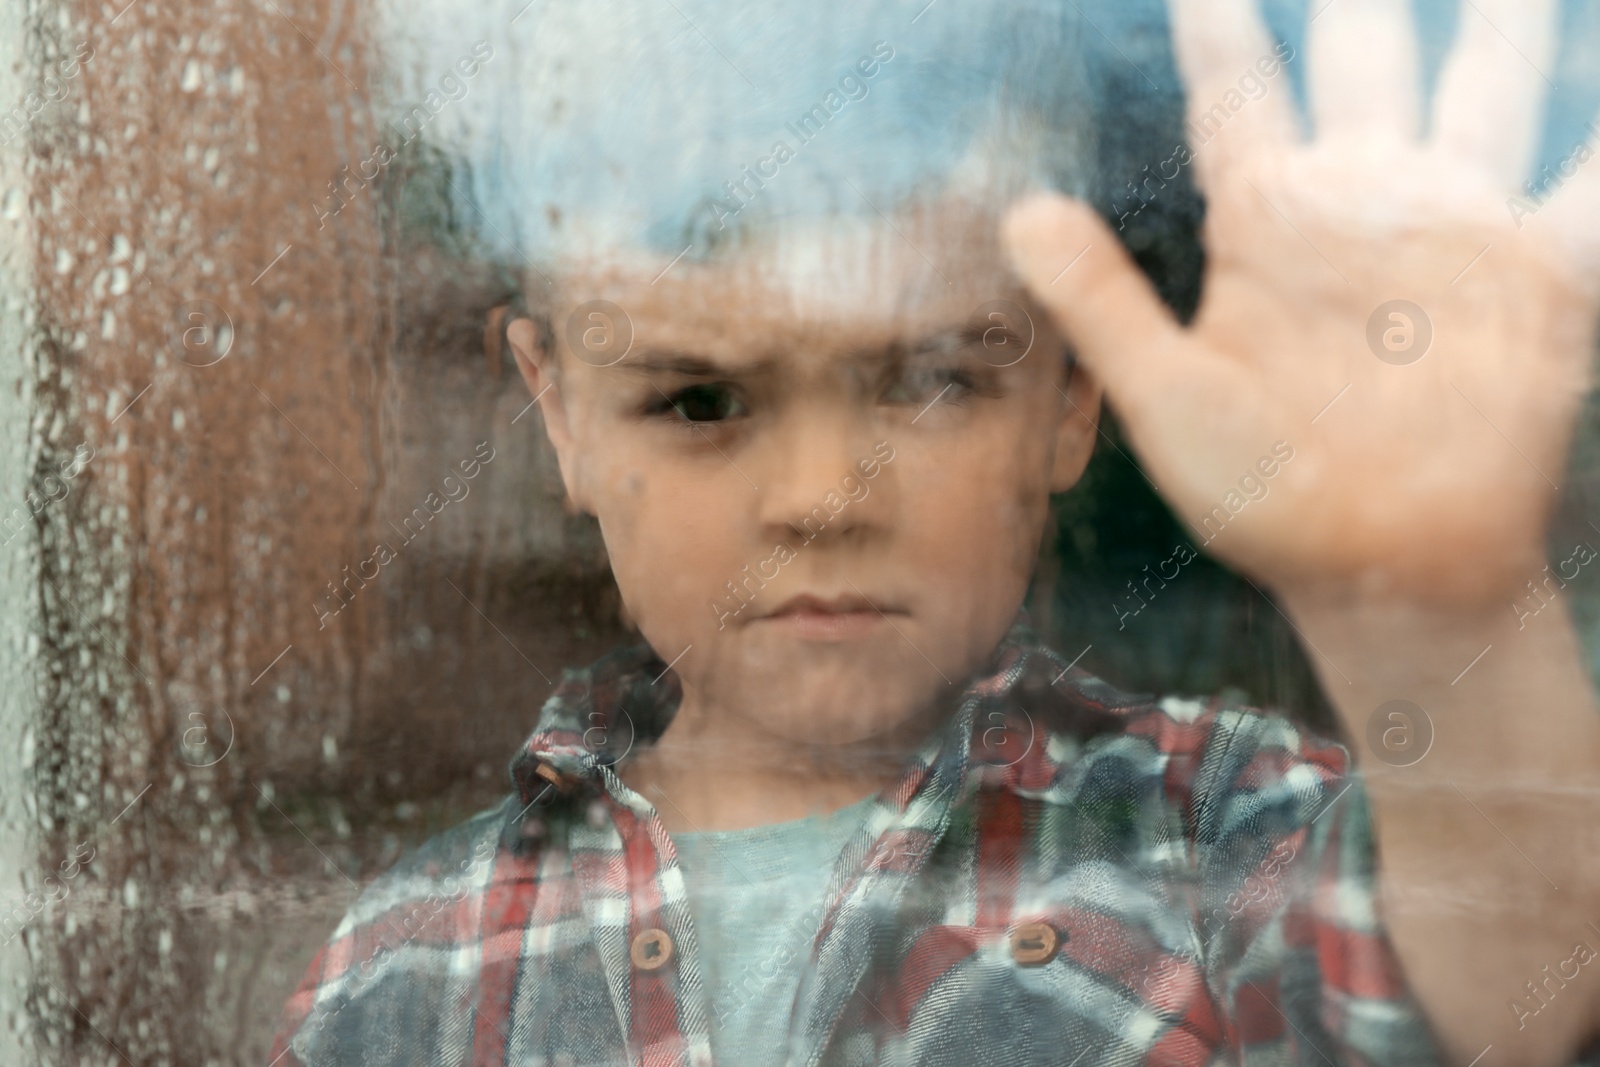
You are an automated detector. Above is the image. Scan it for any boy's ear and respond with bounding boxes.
[506,316,591,513]
[1049,355,1102,493]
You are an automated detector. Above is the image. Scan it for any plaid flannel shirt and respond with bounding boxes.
[272,623,1455,1067]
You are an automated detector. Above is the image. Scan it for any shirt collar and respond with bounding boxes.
[507,616,1134,809]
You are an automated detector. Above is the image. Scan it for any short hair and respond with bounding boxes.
[376,0,1099,278]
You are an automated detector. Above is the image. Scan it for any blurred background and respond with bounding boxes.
[1,0,1600,1063]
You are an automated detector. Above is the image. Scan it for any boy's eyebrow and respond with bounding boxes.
[617,349,777,377]
[616,322,1017,377]
[861,322,1012,362]
[904,324,974,355]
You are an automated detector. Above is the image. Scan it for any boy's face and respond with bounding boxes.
[511,211,1101,748]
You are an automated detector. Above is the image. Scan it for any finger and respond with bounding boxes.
[1002,194,1191,404]
[1432,0,1557,189]
[1167,0,1300,186]
[1307,0,1421,143]
[1535,130,1600,283]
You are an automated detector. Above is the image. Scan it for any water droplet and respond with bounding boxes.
[180,59,202,92]
[54,248,73,274]
[1,187,22,219]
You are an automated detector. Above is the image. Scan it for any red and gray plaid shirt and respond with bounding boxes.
[272,623,1463,1066]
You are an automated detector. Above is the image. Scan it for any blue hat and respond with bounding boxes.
[374,0,1105,269]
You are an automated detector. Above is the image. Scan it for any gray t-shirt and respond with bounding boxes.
[672,795,876,1065]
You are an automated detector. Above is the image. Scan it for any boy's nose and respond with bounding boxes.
[755,413,885,544]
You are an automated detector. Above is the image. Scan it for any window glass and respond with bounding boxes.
[4,1,1600,1064]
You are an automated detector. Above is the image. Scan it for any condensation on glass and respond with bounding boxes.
[0,0,1597,1065]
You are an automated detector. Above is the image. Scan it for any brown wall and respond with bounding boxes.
[21,2,618,1061]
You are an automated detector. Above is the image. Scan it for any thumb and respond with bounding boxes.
[1002,194,1189,400]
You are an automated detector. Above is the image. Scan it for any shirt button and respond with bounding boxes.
[1009,922,1060,966]
[630,928,674,971]
[534,760,581,795]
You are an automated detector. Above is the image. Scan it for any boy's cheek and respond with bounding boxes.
[599,504,739,621]
[897,464,1043,610]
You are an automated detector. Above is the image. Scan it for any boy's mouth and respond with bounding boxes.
[755,592,904,641]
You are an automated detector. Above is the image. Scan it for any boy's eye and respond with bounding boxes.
[880,364,976,406]
[654,383,747,423]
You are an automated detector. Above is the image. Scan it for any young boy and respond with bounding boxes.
[275,0,1600,1063]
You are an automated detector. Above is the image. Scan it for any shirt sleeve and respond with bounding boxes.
[266,805,508,1067]
[1188,705,1446,1066]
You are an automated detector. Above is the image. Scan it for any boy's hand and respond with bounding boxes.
[1009,3,1600,1063]
[1005,0,1600,610]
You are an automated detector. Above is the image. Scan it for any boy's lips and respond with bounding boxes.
[754,592,904,640]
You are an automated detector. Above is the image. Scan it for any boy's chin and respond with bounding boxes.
[738,676,944,748]
[697,637,955,747]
